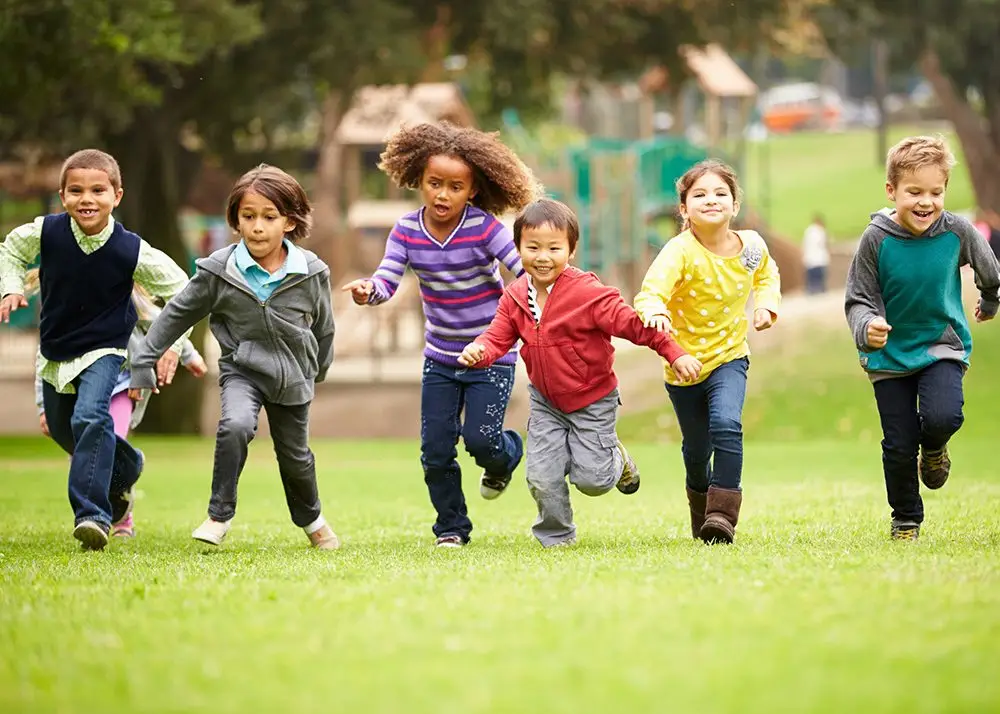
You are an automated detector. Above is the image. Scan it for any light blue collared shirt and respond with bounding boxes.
[233,239,308,302]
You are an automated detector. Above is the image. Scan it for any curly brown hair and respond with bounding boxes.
[377,122,543,216]
[226,164,312,242]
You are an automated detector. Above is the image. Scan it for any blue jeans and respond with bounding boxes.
[872,360,965,524]
[42,355,143,528]
[665,357,749,492]
[805,266,827,295]
[420,358,523,542]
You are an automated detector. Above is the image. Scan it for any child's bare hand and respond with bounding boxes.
[185,353,208,377]
[0,293,28,323]
[459,343,485,367]
[341,279,374,305]
[975,301,996,323]
[671,354,703,382]
[643,314,676,335]
[866,316,892,348]
[753,308,774,331]
[128,388,147,401]
[157,352,179,386]
[39,413,49,437]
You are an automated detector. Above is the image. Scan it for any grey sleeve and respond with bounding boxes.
[129,270,215,390]
[844,227,886,352]
[954,214,1000,317]
[312,269,335,383]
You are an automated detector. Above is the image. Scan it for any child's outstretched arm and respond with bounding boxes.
[845,227,889,351]
[458,291,520,368]
[0,218,43,322]
[751,240,781,331]
[313,269,335,382]
[592,287,700,381]
[128,270,214,398]
[954,215,1000,322]
[633,240,685,332]
[342,224,409,306]
[486,223,525,278]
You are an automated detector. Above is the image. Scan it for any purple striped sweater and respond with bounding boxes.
[368,205,523,367]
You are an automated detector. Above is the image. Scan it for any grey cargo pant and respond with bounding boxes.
[526,385,623,547]
[209,374,322,526]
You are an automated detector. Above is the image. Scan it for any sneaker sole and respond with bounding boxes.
[192,532,225,546]
[73,522,108,551]
[480,486,505,500]
[699,517,735,544]
[616,477,640,495]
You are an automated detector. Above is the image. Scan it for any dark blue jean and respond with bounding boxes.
[665,357,749,492]
[420,358,523,542]
[872,359,965,524]
[42,354,143,528]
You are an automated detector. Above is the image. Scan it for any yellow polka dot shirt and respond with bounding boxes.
[634,229,781,385]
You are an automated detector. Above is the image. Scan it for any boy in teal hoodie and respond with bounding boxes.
[845,135,1000,540]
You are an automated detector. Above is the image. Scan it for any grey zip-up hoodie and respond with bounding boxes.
[130,244,335,406]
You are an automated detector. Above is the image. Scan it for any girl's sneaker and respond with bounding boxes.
[111,513,135,538]
[307,524,341,551]
[192,518,232,545]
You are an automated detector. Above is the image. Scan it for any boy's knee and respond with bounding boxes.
[709,416,742,439]
[569,464,616,497]
[923,407,964,438]
[218,414,257,443]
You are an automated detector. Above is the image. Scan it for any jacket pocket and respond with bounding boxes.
[233,340,276,376]
[560,342,589,382]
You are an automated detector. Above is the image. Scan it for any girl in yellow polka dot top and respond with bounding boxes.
[634,159,781,546]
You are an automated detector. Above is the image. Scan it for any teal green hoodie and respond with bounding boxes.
[844,209,1000,381]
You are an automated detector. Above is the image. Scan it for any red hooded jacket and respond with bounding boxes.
[474,267,687,413]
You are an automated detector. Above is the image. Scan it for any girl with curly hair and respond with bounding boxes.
[343,121,542,548]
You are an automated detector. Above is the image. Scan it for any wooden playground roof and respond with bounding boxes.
[641,43,758,99]
[335,82,476,146]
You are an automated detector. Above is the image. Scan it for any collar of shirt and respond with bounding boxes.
[70,215,116,247]
[234,239,308,280]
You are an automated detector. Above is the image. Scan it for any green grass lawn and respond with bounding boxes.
[742,124,976,243]
[4,319,1000,713]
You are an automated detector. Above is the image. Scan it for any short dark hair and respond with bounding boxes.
[513,198,579,252]
[226,164,312,242]
[60,149,122,191]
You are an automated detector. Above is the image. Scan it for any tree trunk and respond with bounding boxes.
[920,49,1000,213]
[107,110,206,435]
[309,90,348,281]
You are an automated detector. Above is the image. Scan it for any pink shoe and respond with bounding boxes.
[111,513,135,538]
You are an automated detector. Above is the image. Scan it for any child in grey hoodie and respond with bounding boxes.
[130,165,338,550]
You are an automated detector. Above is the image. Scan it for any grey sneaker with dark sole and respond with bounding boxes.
[891,519,920,541]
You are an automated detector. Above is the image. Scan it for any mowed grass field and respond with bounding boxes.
[3,318,1000,713]
[743,124,976,242]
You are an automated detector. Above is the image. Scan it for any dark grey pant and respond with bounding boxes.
[209,374,322,527]
[526,385,623,546]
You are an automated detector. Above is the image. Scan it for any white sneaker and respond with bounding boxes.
[192,518,232,545]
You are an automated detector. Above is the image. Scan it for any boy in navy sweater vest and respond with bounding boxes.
[0,149,190,550]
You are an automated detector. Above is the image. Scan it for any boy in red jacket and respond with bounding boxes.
[460,199,701,547]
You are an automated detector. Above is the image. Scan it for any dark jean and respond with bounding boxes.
[665,357,749,492]
[872,360,965,524]
[42,354,143,528]
[805,266,827,295]
[420,358,523,542]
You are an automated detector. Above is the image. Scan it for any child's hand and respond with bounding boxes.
[0,293,28,323]
[156,352,179,386]
[128,388,150,401]
[459,343,485,367]
[341,279,374,305]
[185,353,208,377]
[753,309,774,331]
[39,413,49,437]
[866,316,892,348]
[975,301,996,323]
[643,314,676,335]
[671,354,703,382]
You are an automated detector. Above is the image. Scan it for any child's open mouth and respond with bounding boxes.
[433,204,450,216]
[913,210,933,221]
[77,209,98,218]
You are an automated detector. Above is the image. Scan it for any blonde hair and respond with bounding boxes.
[886,135,956,187]
[60,149,122,191]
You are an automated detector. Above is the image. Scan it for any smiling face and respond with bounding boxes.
[518,222,575,290]
[886,165,947,235]
[59,168,123,235]
[237,190,295,267]
[419,154,477,232]
[679,171,739,230]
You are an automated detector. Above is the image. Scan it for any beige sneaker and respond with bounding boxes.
[307,524,340,550]
[192,518,232,545]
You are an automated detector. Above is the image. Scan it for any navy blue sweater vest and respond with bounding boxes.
[39,213,140,362]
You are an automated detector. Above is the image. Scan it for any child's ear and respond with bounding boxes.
[885,182,896,203]
[283,218,296,234]
[113,187,124,207]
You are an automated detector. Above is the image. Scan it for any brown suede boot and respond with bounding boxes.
[699,486,742,544]
[686,488,707,539]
